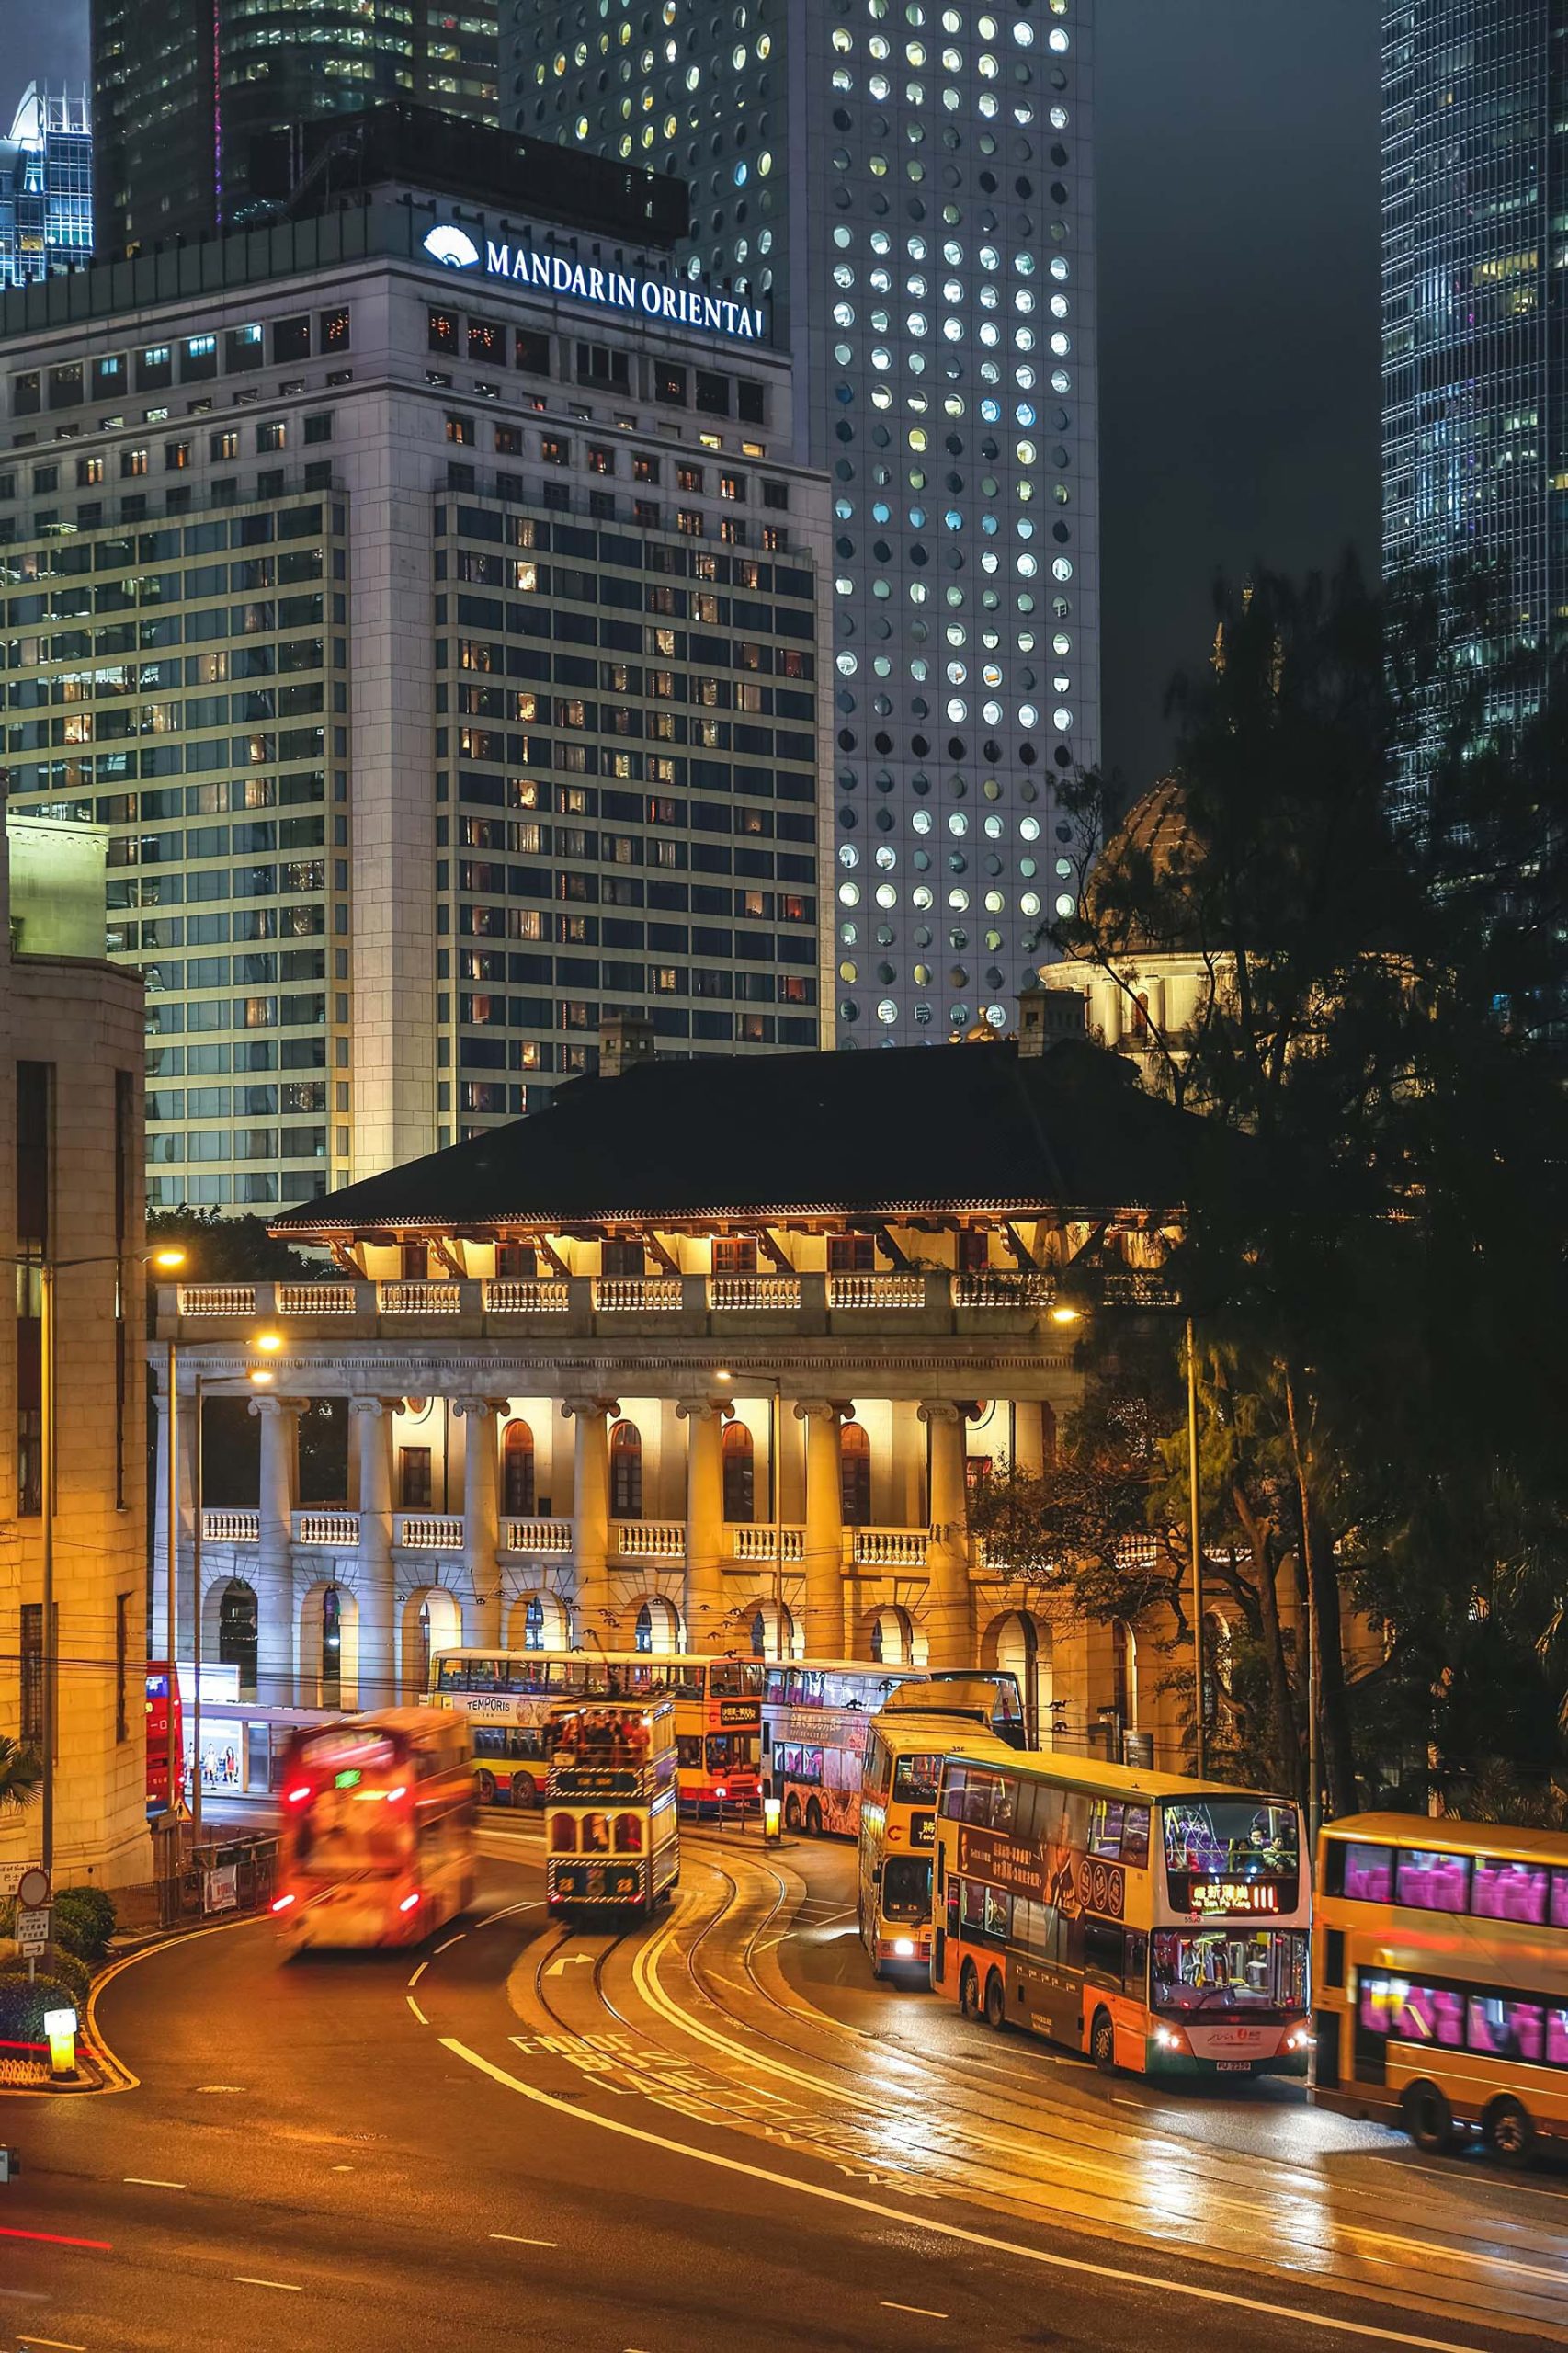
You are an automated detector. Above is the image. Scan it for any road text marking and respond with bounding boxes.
[406,1994,429,2026]
[490,2232,559,2246]
[882,2302,949,2320]
[122,2176,185,2189]
[437,2038,1504,2353]
[233,2277,301,2292]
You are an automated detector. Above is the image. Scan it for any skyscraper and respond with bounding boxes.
[90,0,500,252]
[506,0,1099,1042]
[0,86,94,290]
[1382,2,1562,805]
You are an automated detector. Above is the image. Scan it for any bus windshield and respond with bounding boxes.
[1162,1798,1301,1912]
[892,1752,943,1805]
[881,1854,932,1922]
[1152,1927,1308,2016]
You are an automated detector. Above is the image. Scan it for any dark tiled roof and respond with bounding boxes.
[272,1039,1210,1233]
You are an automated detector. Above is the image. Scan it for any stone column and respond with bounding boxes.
[563,1397,618,1649]
[249,1394,304,1704]
[454,1396,506,1649]
[1011,1401,1047,1481]
[921,1402,974,1671]
[677,1398,728,1654]
[797,1402,846,1658]
[350,1398,397,1707]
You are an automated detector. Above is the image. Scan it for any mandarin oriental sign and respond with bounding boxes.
[421,223,765,343]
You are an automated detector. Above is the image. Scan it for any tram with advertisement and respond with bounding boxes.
[1312,1812,1568,2161]
[932,1749,1311,2078]
[545,1696,679,1916]
[857,1681,1018,1978]
[144,1660,184,1813]
[762,1659,1026,1839]
[427,1648,763,1814]
[271,1708,476,1950]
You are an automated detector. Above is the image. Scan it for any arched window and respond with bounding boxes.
[217,1579,258,1700]
[610,1420,642,1518]
[635,1599,653,1654]
[524,1595,545,1651]
[750,1602,794,1661]
[321,1585,343,1709]
[840,1420,871,1525]
[503,1418,536,1517]
[722,1420,755,1522]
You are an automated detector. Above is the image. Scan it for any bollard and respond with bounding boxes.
[763,1792,782,1846]
[42,2007,77,2082]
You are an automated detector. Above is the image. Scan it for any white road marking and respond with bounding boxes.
[882,2302,949,2320]
[408,1961,427,1987]
[122,2176,186,2189]
[194,2084,245,2094]
[233,2277,301,2292]
[18,2336,88,2348]
[406,1994,429,2026]
[433,1933,467,1954]
[438,2037,1506,2353]
[473,1898,542,1927]
[331,2164,353,2172]
[490,2231,559,2246]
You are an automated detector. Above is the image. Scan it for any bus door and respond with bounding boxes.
[1350,1969,1389,2087]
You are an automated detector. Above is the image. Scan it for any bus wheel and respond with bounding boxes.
[1402,2079,1457,2156]
[1483,2096,1536,2168]
[511,1777,537,1811]
[960,1961,982,2021]
[784,1793,802,1833]
[1090,2009,1117,2073]
[805,1798,823,1836]
[476,1769,497,1805]
[983,1971,1007,2031]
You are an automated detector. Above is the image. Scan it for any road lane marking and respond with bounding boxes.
[233,2277,302,2292]
[18,2336,87,2347]
[122,2177,186,2189]
[406,1994,429,2026]
[474,1898,542,1927]
[437,2038,1512,2353]
[547,1953,594,1975]
[434,1933,467,1954]
[882,2302,949,2319]
[408,1961,428,1987]
[85,1911,267,2094]
[490,2232,559,2246]
[0,2225,112,2252]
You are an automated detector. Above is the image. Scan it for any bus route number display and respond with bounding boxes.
[1187,1879,1280,1916]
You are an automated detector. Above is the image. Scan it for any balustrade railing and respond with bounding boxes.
[827,1273,926,1310]
[728,1525,804,1562]
[613,1520,686,1559]
[379,1280,462,1314]
[709,1276,802,1312]
[849,1527,931,1567]
[592,1277,683,1313]
[202,1507,258,1542]
[277,1282,357,1315]
[179,1284,257,1316]
[503,1518,574,1553]
[293,1510,360,1547]
[951,1270,1054,1308]
[484,1279,571,1313]
[396,1513,464,1550]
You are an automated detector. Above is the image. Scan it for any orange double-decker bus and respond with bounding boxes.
[272,1709,475,1949]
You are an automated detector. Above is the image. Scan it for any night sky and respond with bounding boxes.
[0,0,1381,795]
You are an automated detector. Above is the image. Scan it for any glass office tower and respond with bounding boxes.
[0,86,94,290]
[508,0,1099,1041]
[1382,1,1564,808]
[91,0,500,252]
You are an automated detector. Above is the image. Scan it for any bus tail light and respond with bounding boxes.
[398,1892,421,1915]
[270,1894,296,1914]
[284,1784,312,1806]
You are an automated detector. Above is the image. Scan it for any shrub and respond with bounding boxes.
[40,1948,89,2006]
[0,1970,78,2045]
[48,1914,90,1964]
[55,1885,116,1958]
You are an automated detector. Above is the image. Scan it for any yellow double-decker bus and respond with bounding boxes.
[1312,1811,1568,2164]
[858,1680,1017,1979]
[932,1749,1310,2077]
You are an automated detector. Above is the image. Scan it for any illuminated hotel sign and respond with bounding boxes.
[420,224,765,344]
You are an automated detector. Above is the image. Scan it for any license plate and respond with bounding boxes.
[1215,2060,1251,2073]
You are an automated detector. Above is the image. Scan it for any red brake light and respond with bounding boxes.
[398,1892,421,1915]
[270,1894,295,1914]
[284,1783,312,1805]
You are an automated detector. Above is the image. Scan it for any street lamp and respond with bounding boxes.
[715,1370,787,1662]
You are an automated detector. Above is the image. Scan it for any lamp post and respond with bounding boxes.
[715,1370,786,1660]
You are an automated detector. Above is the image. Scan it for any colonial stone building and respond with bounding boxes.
[153,1025,1199,1760]
[0,817,150,1886]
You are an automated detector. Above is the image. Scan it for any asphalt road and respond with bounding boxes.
[1,1823,1564,2353]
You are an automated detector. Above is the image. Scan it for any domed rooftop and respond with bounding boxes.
[1079,773,1201,952]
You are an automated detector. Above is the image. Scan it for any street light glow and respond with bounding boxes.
[252,1328,285,1354]
[248,1367,277,1386]
[151,1245,188,1272]
[1049,1303,1085,1327]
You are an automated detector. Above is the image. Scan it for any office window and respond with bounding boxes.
[256,421,286,453]
[655,361,687,406]
[226,324,265,372]
[400,1447,433,1508]
[576,341,630,390]
[271,315,311,364]
[49,360,84,409]
[14,369,40,415]
[303,412,334,445]
[136,345,174,392]
[182,335,218,383]
[468,316,504,363]
[695,369,731,416]
[516,328,551,375]
[321,307,350,351]
[445,413,475,447]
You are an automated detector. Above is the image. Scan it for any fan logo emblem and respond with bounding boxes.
[422,225,481,270]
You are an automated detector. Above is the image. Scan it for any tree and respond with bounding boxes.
[0,1735,42,1812]
[146,1206,321,1281]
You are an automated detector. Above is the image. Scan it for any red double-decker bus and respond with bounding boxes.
[144,1661,184,1813]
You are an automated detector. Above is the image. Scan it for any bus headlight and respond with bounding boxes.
[1284,2027,1314,2052]
[892,1937,916,1959]
[1153,2025,1182,2050]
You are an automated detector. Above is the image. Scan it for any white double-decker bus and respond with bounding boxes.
[762,1660,1025,1838]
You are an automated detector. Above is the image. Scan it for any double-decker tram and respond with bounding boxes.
[427,1648,763,1813]
[1312,1811,1568,2162]
[545,1696,679,1917]
[932,1750,1311,2076]
[858,1680,1017,1978]
[763,1659,1025,1838]
[272,1708,476,1950]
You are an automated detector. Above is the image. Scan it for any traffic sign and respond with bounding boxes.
[16,1907,49,1958]
[16,1867,49,1911]
[0,1862,41,1900]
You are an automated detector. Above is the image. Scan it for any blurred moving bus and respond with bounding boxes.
[272,1709,475,1949]
[858,1680,1017,1977]
[428,1648,763,1813]
[1312,1812,1568,2164]
[144,1661,183,1813]
[933,1750,1311,2077]
[545,1696,679,1916]
[762,1661,1025,1838]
